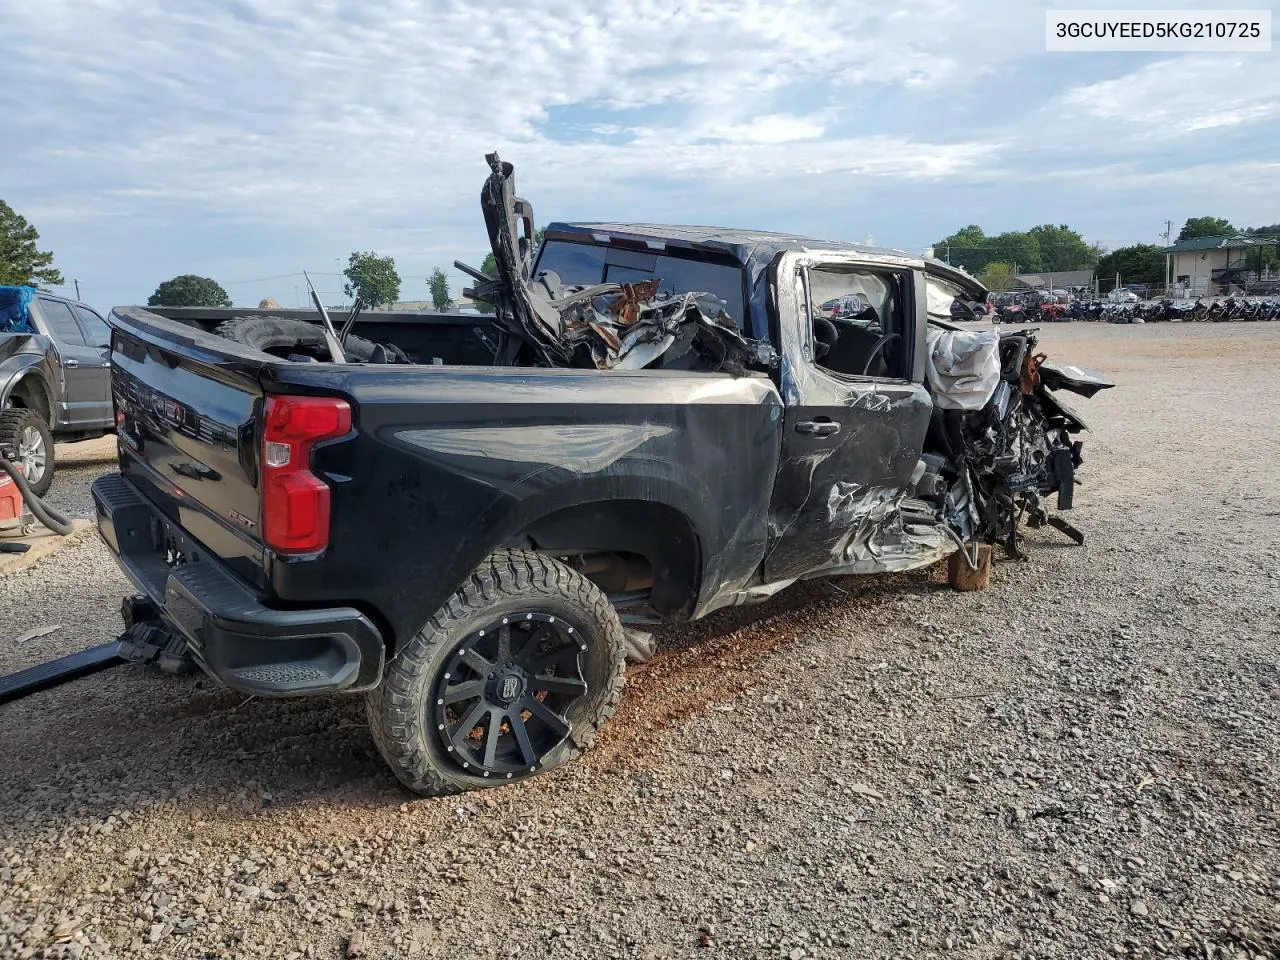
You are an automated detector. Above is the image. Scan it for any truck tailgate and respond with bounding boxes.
[109,308,271,580]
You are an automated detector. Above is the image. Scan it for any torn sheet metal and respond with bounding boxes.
[475,154,565,352]
[462,153,774,375]
[813,482,955,576]
[554,283,770,373]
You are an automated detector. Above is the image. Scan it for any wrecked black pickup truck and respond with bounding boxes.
[89,155,1113,796]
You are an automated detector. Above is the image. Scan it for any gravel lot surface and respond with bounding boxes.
[2,323,1278,959]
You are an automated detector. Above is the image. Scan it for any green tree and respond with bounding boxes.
[978,261,1018,291]
[1244,224,1280,272]
[1094,244,1166,288]
[934,226,1045,274]
[992,231,1045,274]
[428,267,451,310]
[1176,216,1235,242]
[148,274,231,307]
[936,224,1101,275]
[0,200,64,288]
[1027,224,1099,271]
[343,251,400,307]
[933,225,986,267]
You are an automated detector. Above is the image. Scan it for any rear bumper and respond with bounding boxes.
[91,473,384,696]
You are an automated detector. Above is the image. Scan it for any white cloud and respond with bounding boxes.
[1,0,986,218]
[1059,56,1280,136]
[705,114,827,144]
[0,0,1275,308]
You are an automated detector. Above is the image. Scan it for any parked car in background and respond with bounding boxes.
[0,287,114,495]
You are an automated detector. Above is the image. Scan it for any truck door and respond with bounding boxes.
[764,259,933,582]
[71,304,114,424]
[33,297,104,429]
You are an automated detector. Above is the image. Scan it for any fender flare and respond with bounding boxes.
[0,358,55,421]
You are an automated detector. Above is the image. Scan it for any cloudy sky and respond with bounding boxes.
[3,0,1277,312]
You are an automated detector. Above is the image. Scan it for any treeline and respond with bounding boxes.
[935,217,1280,291]
[143,254,456,311]
[932,224,1099,275]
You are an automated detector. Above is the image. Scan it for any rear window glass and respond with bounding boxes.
[536,240,746,329]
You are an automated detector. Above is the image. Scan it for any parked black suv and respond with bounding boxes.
[1,288,114,495]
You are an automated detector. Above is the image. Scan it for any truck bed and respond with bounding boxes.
[139,305,503,367]
[102,304,782,653]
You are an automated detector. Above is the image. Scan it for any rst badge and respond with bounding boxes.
[227,509,257,530]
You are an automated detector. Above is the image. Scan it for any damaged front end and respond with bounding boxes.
[456,153,775,375]
[920,321,1114,559]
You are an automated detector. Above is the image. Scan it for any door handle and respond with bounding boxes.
[64,359,79,368]
[796,420,841,437]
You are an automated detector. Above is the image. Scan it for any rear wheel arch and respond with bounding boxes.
[511,497,704,618]
[377,473,717,656]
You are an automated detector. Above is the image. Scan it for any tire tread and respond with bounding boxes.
[365,549,626,796]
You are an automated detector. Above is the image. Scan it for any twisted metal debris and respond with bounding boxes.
[458,153,774,375]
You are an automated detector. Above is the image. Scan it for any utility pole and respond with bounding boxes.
[73,279,81,300]
[1161,220,1174,294]
[945,241,951,265]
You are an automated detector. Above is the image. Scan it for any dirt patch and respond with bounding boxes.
[0,519,94,576]
[592,570,946,769]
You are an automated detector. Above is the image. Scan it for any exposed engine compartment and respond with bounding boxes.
[919,324,1111,558]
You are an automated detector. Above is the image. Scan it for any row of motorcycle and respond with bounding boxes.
[992,297,1280,324]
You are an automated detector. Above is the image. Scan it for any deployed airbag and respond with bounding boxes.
[925,328,1001,410]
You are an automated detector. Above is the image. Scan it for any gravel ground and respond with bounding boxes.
[1,322,1278,960]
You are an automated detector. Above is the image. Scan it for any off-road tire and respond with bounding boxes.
[366,550,627,796]
[213,315,407,363]
[0,408,55,497]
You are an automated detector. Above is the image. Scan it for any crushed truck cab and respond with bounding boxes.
[88,155,1112,796]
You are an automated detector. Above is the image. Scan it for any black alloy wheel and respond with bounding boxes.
[432,612,590,779]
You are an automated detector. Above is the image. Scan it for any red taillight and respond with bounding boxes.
[261,395,351,554]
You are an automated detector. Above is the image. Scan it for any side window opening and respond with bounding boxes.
[35,298,88,346]
[802,266,910,380]
[74,305,111,348]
